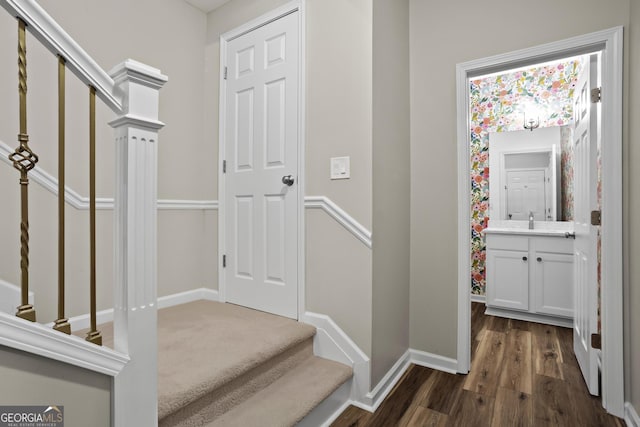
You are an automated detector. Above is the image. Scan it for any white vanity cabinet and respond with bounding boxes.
[485,232,574,327]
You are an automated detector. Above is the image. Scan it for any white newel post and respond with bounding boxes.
[109,60,167,426]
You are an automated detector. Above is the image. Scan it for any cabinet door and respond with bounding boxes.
[533,252,574,317]
[486,249,529,311]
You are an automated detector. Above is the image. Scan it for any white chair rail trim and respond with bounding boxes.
[304,196,372,248]
[0,146,372,244]
[0,311,129,376]
[0,141,218,211]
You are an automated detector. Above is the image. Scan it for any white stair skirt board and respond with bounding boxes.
[0,279,34,315]
[45,288,219,331]
[301,311,460,414]
[300,312,370,404]
[297,380,353,427]
[0,311,128,376]
[484,306,573,329]
[626,402,640,427]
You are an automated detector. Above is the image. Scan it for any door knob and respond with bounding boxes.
[282,175,295,186]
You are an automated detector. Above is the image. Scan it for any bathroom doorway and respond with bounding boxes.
[455,27,624,417]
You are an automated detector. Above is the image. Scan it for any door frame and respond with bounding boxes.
[455,27,624,416]
[218,0,306,319]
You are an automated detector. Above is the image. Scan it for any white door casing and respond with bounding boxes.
[572,54,599,395]
[456,27,624,416]
[220,7,300,320]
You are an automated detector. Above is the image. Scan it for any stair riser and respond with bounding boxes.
[159,337,314,427]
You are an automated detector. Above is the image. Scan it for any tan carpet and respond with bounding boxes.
[80,300,352,426]
[155,301,316,420]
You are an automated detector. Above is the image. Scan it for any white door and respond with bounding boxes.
[573,54,599,395]
[506,169,546,220]
[222,10,299,319]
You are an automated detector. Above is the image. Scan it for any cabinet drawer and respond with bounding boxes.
[532,236,574,254]
[486,234,528,251]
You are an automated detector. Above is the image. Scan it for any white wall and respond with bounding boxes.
[409,0,630,360]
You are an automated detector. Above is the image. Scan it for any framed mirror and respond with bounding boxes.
[489,126,572,222]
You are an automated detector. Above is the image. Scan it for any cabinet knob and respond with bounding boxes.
[537,257,542,262]
[522,256,528,261]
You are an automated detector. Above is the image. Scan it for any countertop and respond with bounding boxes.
[484,220,574,237]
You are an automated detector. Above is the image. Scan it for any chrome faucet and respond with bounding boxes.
[528,211,534,229]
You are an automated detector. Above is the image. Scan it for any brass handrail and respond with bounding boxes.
[53,55,70,334]
[86,86,102,346]
[10,18,37,322]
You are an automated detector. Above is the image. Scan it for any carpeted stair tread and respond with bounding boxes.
[206,355,353,427]
[156,301,316,419]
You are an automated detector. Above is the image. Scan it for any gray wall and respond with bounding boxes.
[409,0,631,358]
[627,0,640,414]
[371,0,410,386]
[0,346,111,427]
[0,0,211,322]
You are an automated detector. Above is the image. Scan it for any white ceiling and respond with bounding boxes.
[184,0,231,13]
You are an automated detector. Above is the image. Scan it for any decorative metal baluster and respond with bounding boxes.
[86,86,102,345]
[10,19,38,322]
[53,56,70,334]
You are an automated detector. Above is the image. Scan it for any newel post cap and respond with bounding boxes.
[108,59,168,130]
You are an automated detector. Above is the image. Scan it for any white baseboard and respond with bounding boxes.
[298,379,352,427]
[485,306,573,329]
[470,294,486,303]
[157,287,219,309]
[410,349,459,374]
[45,287,219,330]
[626,402,640,427]
[300,311,463,414]
[363,349,412,411]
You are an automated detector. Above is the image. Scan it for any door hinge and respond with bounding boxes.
[222,254,226,268]
[223,160,226,173]
[591,210,601,226]
[591,87,601,103]
[591,333,602,350]
[224,66,228,80]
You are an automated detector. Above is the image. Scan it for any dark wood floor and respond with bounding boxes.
[331,303,624,427]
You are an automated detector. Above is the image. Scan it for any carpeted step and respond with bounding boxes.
[156,301,317,426]
[76,300,352,426]
[205,355,353,427]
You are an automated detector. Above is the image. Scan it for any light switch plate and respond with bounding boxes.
[330,156,350,180]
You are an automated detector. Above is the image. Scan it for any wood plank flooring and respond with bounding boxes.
[330,303,623,427]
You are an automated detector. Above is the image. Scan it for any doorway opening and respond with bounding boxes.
[456,27,624,417]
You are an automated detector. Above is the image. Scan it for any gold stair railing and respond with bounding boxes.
[7,18,101,345]
[10,18,37,323]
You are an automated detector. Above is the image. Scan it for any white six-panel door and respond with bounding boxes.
[573,54,599,395]
[222,10,299,319]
